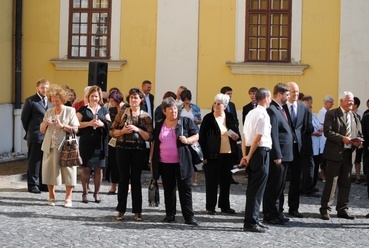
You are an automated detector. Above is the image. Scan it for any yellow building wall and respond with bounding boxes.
[0,0,14,104]
[22,0,157,101]
[197,0,340,113]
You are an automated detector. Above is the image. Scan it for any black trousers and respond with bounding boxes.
[263,161,289,220]
[320,149,352,212]
[312,154,323,187]
[244,147,269,227]
[204,154,233,212]
[288,144,302,212]
[160,162,195,221]
[115,147,145,214]
[27,142,44,189]
[106,146,119,183]
[301,154,315,194]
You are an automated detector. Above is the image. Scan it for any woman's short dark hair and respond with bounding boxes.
[180,89,192,101]
[126,88,145,105]
[162,91,177,100]
[109,90,124,104]
[161,97,177,111]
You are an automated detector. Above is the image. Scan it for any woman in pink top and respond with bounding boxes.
[151,97,199,225]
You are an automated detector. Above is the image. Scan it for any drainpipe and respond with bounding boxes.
[13,0,23,153]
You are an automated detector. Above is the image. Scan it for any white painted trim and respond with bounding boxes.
[49,59,126,71]
[226,61,308,75]
[235,0,302,63]
[57,0,121,61]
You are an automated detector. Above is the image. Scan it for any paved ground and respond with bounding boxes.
[1,160,369,247]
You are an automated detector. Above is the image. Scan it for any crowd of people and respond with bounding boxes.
[21,78,369,232]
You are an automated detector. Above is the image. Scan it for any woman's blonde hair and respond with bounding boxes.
[46,84,68,103]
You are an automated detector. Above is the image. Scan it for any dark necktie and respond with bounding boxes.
[282,108,288,121]
[42,97,47,108]
[346,111,351,137]
[290,104,296,126]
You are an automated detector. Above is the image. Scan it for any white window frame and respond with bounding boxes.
[227,0,308,75]
[50,0,125,71]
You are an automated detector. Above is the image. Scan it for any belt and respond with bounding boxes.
[246,146,270,152]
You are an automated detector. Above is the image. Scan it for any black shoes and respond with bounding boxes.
[28,186,41,194]
[288,210,304,218]
[221,208,236,214]
[207,210,217,215]
[321,213,331,220]
[243,225,267,233]
[337,212,355,220]
[162,215,175,223]
[264,218,286,225]
[184,219,198,226]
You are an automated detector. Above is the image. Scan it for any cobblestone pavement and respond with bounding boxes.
[1,162,369,247]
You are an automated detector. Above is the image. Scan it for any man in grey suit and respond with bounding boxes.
[263,83,294,225]
[320,91,362,220]
[21,78,50,193]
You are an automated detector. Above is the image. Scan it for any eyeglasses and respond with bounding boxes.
[213,102,223,106]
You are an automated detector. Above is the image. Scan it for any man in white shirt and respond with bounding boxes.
[241,88,272,233]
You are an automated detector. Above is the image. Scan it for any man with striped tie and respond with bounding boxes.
[319,91,362,220]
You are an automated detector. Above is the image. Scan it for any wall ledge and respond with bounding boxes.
[49,58,127,71]
[226,62,309,75]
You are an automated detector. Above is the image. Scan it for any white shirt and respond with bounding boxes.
[286,101,297,117]
[243,105,272,149]
[317,106,328,149]
[312,114,323,155]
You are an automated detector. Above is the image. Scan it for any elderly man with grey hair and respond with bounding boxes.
[319,91,362,220]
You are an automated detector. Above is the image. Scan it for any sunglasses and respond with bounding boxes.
[213,102,223,106]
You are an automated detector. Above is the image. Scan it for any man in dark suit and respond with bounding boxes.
[21,78,51,193]
[141,80,154,121]
[361,111,369,218]
[283,82,313,218]
[242,87,258,124]
[263,83,294,225]
[320,91,362,220]
[221,86,239,129]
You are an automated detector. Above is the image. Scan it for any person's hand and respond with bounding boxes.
[274,158,282,165]
[342,136,352,145]
[124,124,135,134]
[179,135,188,144]
[352,140,362,147]
[230,133,239,141]
[202,159,208,165]
[239,156,249,168]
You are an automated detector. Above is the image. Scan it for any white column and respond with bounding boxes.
[155,0,200,106]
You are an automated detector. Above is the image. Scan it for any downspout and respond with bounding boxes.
[13,0,23,153]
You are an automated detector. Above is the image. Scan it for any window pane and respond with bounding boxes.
[92,13,100,23]
[99,47,107,57]
[260,26,267,36]
[281,26,288,36]
[281,14,288,24]
[81,0,88,8]
[282,0,289,9]
[249,49,257,60]
[249,38,257,48]
[270,50,278,60]
[81,13,88,23]
[258,49,266,60]
[72,24,80,34]
[280,50,287,60]
[81,24,88,34]
[250,0,259,9]
[80,47,87,57]
[271,0,281,10]
[259,38,266,48]
[100,13,108,23]
[71,46,79,56]
[260,14,267,25]
[270,38,278,48]
[271,14,280,25]
[73,13,80,22]
[80,36,87,46]
[270,25,279,36]
[250,14,258,24]
[100,36,107,46]
[101,0,109,8]
[72,36,80,45]
[249,25,258,36]
[280,38,288,48]
[73,0,81,8]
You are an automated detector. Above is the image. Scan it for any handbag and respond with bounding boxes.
[148,179,160,207]
[108,137,117,147]
[190,141,204,165]
[109,108,129,147]
[181,121,204,165]
[60,129,83,167]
